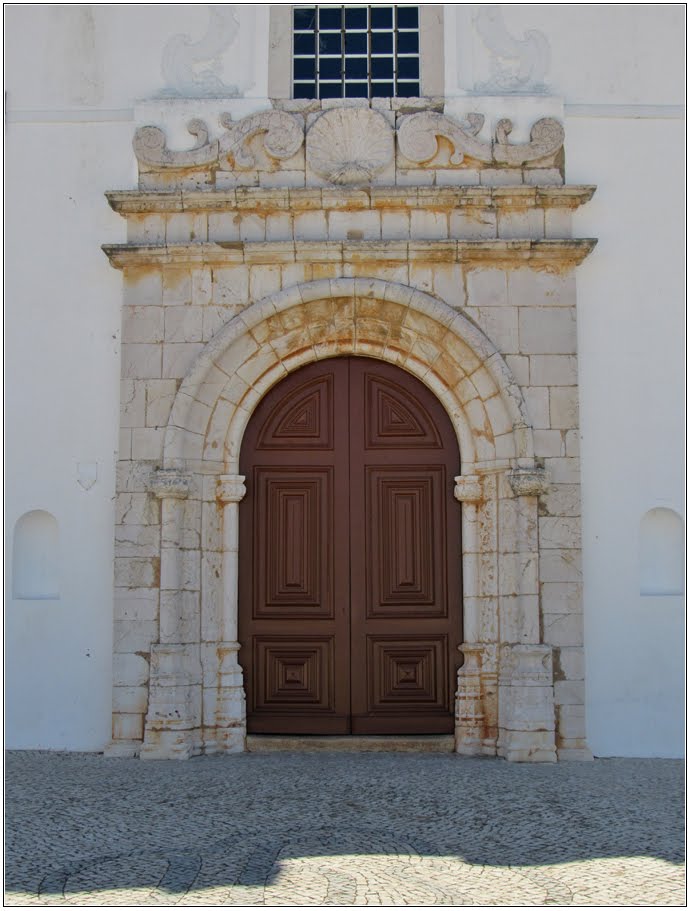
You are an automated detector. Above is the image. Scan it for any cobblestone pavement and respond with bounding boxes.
[5,751,685,906]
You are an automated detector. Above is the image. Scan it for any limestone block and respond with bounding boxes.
[449,211,496,239]
[381,209,411,240]
[159,591,200,644]
[549,387,579,429]
[408,264,434,293]
[250,265,282,301]
[467,306,519,354]
[162,343,205,380]
[463,596,499,643]
[539,483,580,517]
[530,355,578,386]
[115,523,160,558]
[263,213,292,242]
[508,269,576,308]
[480,168,523,186]
[543,457,580,483]
[132,428,165,461]
[162,269,192,305]
[328,210,381,241]
[280,264,311,290]
[115,492,157,526]
[432,264,465,309]
[497,208,544,240]
[498,729,556,762]
[120,380,146,428]
[166,213,207,244]
[201,552,222,642]
[123,306,165,344]
[121,343,162,380]
[239,215,266,241]
[113,686,149,715]
[544,208,573,239]
[556,704,586,739]
[541,581,582,615]
[554,679,585,706]
[114,586,159,622]
[259,170,305,188]
[191,269,212,306]
[555,646,585,681]
[498,686,555,732]
[539,516,581,549]
[113,652,150,688]
[505,354,529,386]
[213,267,249,307]
[484,393,514,437]
[396,168,434,185]
[542,613,583,647]
[523,387,550,429]
[124,270,162,307]
[294,210,327,241]
[518,308,577,355]
[201,500,222,553]
[208,213,241,243]
[164,307,204,343]
[112,713,144,741]
[565,429,580,457]
[216,171,259,190]
[540,549,582,583]
[523,168,562,186]
[410,210,448,240]
[127,214,165,244]
[498,552,539,597]
[435,169,481,186]
[499,595,539,642]
[200,307,234,342]
[145,379,179,428]
[114,557,160,590]
[113,619,159,654]
[533,429,565,458]
[118,429,132,460]
[498,498,538,553]
[466,269,507,308]
[161,548,200,592]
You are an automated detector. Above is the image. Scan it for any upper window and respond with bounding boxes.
[293,5,421,99]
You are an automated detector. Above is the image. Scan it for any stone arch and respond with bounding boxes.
[162,278,535,475]
[144,278,555,762]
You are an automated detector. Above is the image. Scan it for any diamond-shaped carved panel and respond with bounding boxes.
[367,636,449,711]
[257,376,334,449]
[254,468,333,617]
[254,637,335,711]
[365,374,442,449]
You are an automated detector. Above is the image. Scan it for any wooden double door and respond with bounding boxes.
[239,357,462,735]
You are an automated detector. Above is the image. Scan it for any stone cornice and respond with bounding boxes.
[106,185,596,216]
[103,238,596,271]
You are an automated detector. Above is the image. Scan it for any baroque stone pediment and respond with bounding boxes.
[132,102,566,189]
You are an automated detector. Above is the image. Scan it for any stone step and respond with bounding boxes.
[246,735,455,753]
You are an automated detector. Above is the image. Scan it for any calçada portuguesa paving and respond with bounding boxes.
[4,750,685,906]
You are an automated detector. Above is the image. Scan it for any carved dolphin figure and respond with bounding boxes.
[475,5,550,92]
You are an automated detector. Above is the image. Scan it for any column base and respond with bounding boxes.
[103,739,141,758]
[140,728,199,760]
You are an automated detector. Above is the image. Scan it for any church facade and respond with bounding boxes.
[5,5,684,759]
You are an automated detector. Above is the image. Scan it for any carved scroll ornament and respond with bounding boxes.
[133,110,304,171]
[397,112,564,167]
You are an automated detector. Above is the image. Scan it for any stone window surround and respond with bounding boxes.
[269,4,444,99]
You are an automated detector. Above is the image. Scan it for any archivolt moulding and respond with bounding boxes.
[161,278,536,477]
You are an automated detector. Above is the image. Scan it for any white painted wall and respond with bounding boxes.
[5,4,684,755]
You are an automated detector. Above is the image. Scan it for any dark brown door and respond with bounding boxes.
[239,357,461,735]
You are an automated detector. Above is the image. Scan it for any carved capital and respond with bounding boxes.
[454,474,483,503]
[149,469,191,500]
[217,474,246,504]
[507,467,550,497]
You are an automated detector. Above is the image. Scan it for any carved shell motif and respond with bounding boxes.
[306,108,394,185]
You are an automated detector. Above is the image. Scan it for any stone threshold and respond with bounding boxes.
[246,735,455,753]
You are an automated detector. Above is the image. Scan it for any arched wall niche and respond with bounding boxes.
[639,507,684,596]
[138,278,557,763]
[12,510,60,600]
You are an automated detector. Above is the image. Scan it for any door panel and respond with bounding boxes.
[239,357,461,735]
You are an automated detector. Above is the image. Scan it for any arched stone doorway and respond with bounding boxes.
[138,278,556,762]
[238,355,463,735]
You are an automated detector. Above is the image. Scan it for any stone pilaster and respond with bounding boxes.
[141,469,202,760]
[455,644,498,756]
[212,474,247,753]
[497,644,557,762]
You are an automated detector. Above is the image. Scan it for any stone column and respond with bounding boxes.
[453,474,498,756]
[214,474,247,753]
[141,469,202,760]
